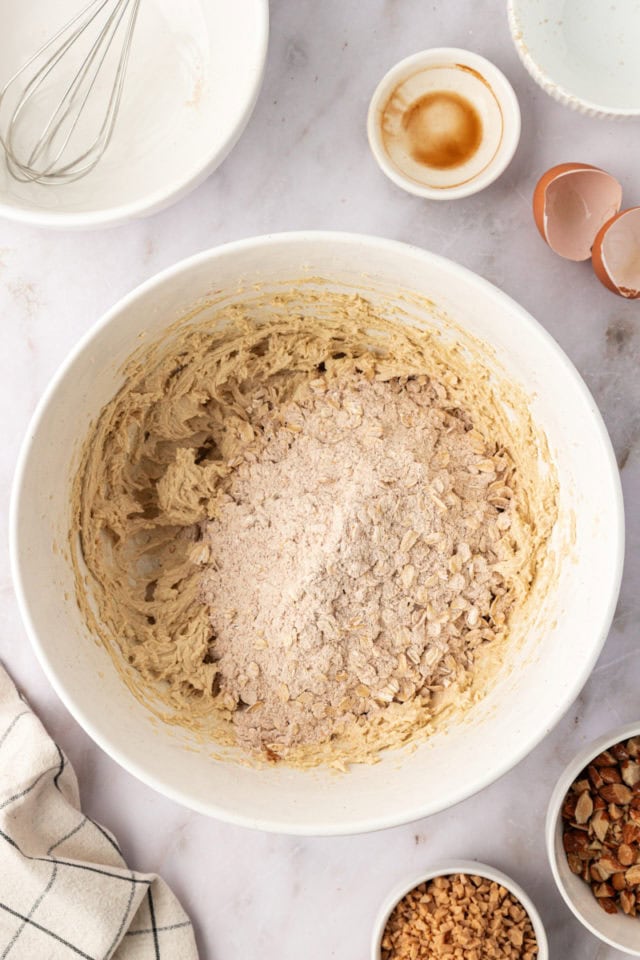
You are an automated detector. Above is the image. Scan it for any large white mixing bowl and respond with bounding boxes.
[10,233,624,835]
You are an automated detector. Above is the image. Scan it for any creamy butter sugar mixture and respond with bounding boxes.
[72,292,555,767]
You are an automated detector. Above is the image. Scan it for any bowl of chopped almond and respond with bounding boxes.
[547,725,640,954]
[372,860,547,960]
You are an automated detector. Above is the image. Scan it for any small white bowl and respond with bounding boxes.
[508,0,640,118]
[371,860,549,959]
[367,48,521,200]
[0,0,268,228]
[547,723,640,955]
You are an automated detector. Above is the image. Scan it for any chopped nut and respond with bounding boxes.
[612,872,627,892]
[563,830,590,859]
[575,791,593,824]
[621,760,640,788]
[622,822,640,844]
[567,855,583,875]
[588,765,605,790]
[627,737,640,759]
[562,736,640,916]
[600,766,622,785]
[609,802,624,820]
[600,783,633,805]
[587,764,604,790]
[598,853,625,877]
[598,897,618,915]
[620,890,637,916]
[612,742,631,763]
[594,882,614,898]
[618,843,635,866]
[594,750,618,768]
[591,809,610,843]
[625,865,640,886]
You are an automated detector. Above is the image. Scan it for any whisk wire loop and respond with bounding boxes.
[0,0,142,185]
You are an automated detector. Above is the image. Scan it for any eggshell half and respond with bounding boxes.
[533,163,622,261]
[592,206,640,299]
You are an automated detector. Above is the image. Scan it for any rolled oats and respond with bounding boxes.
[200,371,518,756]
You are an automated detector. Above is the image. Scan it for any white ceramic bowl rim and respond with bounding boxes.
[370,860,549,959]
[0,0,269,229]
[367,48,521,200]
[507,0,640,118]
[546,722,640,953]
[10,231,625,834]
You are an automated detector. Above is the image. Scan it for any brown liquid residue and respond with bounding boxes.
[402,90,482,170]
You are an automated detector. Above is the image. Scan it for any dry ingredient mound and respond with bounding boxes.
[200,372,516,753]
[71,291,554,768]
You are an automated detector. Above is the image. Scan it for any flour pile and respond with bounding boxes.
[199,371,517,751]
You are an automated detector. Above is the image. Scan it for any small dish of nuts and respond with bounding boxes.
[371,860,548,960]
[547,723,640,955]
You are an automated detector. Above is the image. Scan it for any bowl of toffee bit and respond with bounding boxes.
[372,861,547,960]
[548,724,640,954]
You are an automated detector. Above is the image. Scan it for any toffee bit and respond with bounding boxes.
[381,874,538,960]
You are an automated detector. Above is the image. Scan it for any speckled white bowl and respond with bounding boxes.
[547,723,640,955]
[371,860,549,959]
[0,0,268,228]
[508,0,640,118]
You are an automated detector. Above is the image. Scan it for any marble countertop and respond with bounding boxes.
[1,1,639,957]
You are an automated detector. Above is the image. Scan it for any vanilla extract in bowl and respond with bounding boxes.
[394,89,483,171]
[368,49,521,199]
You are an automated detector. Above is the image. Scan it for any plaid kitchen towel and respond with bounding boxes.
[0,664,198,960]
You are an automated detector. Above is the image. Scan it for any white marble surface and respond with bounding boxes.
[1,1,639,957]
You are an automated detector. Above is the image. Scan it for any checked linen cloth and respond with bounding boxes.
[0,665,198,960]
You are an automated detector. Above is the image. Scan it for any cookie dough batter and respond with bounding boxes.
[71,289,557,767]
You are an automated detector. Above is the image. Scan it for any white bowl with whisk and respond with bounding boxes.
[0,0,269,228]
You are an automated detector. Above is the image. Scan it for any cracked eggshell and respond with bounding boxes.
[592,207,640,299]
[533,163,622,261]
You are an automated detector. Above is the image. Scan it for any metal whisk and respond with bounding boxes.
[0,0,142,185]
